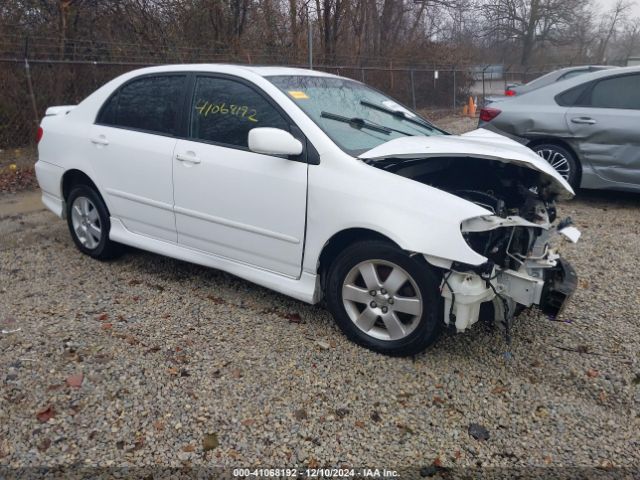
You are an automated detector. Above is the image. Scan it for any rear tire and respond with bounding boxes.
[66,185,122,260]
[325,240,442,356]
[533,143,580,189]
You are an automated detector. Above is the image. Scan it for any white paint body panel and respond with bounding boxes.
[35,64,573,305]
[172,139,308,277]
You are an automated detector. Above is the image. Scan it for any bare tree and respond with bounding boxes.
[481,0,589,66]
[594,0,633,63]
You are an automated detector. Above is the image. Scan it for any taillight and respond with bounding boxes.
[36,126,44,144]
[479,107,501,122]
[505,89,516,96]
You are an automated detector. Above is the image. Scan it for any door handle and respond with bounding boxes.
[176,153,201,164]
[571,117,597,125]
[90,136,109,146]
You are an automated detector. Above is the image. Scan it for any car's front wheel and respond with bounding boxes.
[66,185,122,260]
[325,240,442,356]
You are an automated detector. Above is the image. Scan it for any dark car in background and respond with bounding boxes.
[479,66,640,191]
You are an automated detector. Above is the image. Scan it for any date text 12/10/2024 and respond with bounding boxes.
[232,468,400,477]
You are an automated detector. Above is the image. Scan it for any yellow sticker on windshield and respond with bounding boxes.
[288,90,309,100]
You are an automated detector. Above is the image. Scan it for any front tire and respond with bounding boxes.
[325,240,442,356]
[66,185,122,260]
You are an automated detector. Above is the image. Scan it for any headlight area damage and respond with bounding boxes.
[360,130,580,342]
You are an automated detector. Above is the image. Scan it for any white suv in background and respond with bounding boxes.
[36,64,579,356]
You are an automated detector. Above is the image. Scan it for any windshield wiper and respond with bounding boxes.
[320,111,413,136]
[359,100,436,131]
[321,111,391,134]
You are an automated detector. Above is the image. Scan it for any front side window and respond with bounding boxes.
[190,77,289,148]
[589,74,640,109]
[98,75,186,135]
[267,76,444,156]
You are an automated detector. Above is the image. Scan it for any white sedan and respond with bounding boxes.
[36,65,579,356]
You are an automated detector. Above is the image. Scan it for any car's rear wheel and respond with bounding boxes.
[66,185,122,260]
[325,240,442,356]
[534,143,579,189]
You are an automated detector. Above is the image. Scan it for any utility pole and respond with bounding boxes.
[307,5,313,70]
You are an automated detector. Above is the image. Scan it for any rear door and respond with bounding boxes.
[172,75,308,277]
[90,74,187,242]
[565,72,640,186]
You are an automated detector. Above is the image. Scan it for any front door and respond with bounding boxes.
[172,75,308,277]
[566,72,640,186]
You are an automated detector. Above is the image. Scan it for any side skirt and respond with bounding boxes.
[109,218,320,304]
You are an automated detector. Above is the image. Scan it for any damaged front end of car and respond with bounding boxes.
[360,128,580,338]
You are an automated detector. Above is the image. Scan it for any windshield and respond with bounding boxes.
[267,75,445,156]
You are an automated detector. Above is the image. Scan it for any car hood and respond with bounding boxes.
[358,128,574,199]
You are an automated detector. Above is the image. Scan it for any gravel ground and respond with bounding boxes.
[1,143,639,476]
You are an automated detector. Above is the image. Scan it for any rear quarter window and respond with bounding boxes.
[97,74,187,135]
[555,82,592,107]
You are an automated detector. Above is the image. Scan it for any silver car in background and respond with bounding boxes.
[479,66,640,191]
[504,65,614,97]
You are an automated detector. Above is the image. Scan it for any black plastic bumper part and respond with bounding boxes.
[540,258,578,318]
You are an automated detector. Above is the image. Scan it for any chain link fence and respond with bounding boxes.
[0,35,568,152]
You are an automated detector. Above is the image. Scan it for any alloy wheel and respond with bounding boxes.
[70,196,102,249]
[537,148,571,180]
[341,259,423,341]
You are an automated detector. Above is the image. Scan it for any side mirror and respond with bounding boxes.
[248,127,303,156]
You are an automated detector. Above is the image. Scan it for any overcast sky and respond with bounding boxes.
[597,0,640,17]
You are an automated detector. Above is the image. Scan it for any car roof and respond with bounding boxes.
[509,65,640,103]
[121,63,340,78]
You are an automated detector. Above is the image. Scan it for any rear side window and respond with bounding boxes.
[97,75,186,135]
[189,76,289,148]
[590,74,640,109]
[555,83,591,107]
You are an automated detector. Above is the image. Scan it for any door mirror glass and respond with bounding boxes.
[248,128,303,156]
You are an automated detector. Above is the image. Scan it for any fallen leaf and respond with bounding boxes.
[354,420,365,428]
[308,458,320,469]
[66,373,84,388]
[97,313,108,321]
[586,368,599,378]
[206,295,225,305]
[167,367,179,376]
[182,444,196,452]
[491,385,509,395]
[202,433,219,451]
[468,423,490,441]
[37,438,51,452]
[397,423,414,435]
[36,406,55,423]
[241,419,255,426]
[335,408,350,418]
[101,323,113,330]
